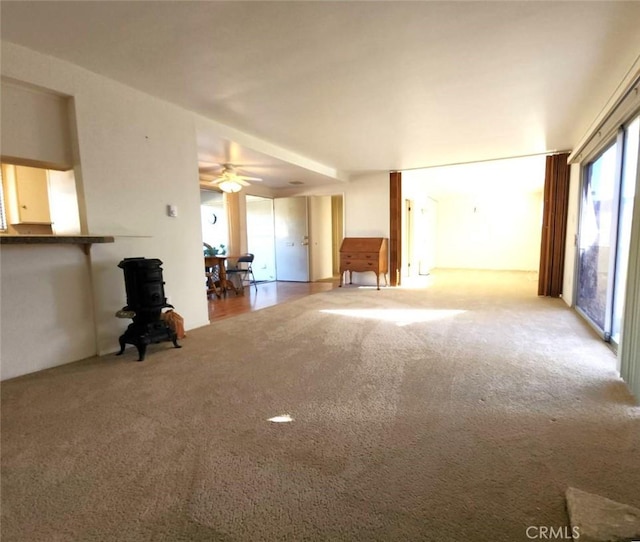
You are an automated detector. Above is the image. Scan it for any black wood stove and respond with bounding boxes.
[116,257,181,361]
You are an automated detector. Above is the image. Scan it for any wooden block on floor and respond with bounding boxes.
[566,487,640,542]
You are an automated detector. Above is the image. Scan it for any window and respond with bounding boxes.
[200,189,228,255]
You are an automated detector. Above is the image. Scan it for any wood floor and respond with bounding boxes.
[207,279,340,322]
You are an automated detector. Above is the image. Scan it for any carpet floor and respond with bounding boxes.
[1,270,638,541]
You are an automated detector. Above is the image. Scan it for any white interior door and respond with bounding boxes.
[419,198,438,274]
[403,199,414,277]
[308,195,334,281]
[246,195,276,282]
[274,196,310,281]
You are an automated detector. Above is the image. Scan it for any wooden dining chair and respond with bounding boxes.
[204,243,222,298]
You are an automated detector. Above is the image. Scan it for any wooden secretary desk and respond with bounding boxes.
[339,237,389,290]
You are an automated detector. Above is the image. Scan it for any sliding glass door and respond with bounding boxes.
[576,143,617,331]
[576,115,640,346]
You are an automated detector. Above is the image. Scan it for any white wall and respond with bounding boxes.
[344,172,389,237]
[0,245,96,380]
[562,163,581,306]
[435,191,543,271]
[1,42,210,377]
[0,80,73,169]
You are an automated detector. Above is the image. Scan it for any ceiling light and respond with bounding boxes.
[268,414,294,423]
[218,179,243,193]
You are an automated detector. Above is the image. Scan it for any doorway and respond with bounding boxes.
[404,199,414,278]
[417,198,438,275]
[401,156,545,277]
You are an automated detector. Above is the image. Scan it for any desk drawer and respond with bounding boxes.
[342,252,376,260]
[341,259,378,272]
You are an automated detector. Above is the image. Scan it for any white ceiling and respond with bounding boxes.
[2,1,640,191]
[403,154,547,199]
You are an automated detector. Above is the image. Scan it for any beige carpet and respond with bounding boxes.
[2,270,638,541]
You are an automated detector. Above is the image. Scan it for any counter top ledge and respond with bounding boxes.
[0,235,115,246]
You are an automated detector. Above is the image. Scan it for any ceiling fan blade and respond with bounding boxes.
[198,160,221,169]
[197,160,264,185]
[198,172,219,181]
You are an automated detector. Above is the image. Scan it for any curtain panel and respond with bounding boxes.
[538,153,571,297]
[389,171,402,286]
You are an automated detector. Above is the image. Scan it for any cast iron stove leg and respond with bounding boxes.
[135,341,147,362]
[116,335,126,356]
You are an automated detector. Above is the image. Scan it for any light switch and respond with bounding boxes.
[167,204,178,217]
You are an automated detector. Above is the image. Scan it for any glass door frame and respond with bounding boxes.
[574,113,640,349]
[612,115,640,346]
[603,129,624,343]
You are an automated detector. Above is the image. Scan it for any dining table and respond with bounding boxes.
[204,255,240,297]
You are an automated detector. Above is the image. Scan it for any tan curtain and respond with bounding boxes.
[224,191,241,256]
[331,195,343,276]
[538,153,571,297]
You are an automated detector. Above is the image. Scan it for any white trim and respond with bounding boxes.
[569,54,640,164]
[619,117,640,400]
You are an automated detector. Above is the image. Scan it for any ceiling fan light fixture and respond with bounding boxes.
[218,179,243,193]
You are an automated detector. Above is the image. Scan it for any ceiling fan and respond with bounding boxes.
[199,163,263,193]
